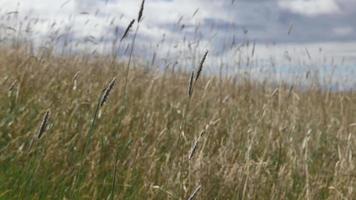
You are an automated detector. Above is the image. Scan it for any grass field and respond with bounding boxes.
[1,1,356,198]
[1,43,356,200]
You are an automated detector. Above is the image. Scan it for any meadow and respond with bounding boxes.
[1,1,356,200]
[1,41,356,200]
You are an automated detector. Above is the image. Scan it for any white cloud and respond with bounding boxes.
[0,0,355,75]
[333,26,353,36]
[279,0,340,16]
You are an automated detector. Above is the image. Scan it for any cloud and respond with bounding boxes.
[0,0,355,69]
[278,0,341,16]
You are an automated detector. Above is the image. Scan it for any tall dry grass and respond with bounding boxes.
[0,1,356,199]
[0,43,356,200]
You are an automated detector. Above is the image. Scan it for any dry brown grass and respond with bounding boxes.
[1,45,356,200]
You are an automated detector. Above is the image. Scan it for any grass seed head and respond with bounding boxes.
[37,111,50,139]
[138,0,145,23]
[120,19,135,42]
[100,78,116,107]
[188,71,195,98]
[195,50,208,82]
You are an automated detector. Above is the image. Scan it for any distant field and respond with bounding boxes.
[0,43,356,200]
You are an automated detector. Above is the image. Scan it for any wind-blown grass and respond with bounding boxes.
[1,44,356,200]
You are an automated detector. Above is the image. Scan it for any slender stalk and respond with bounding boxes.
[83,90,103,155]
[123,24,140,100]
[110,148,120,200]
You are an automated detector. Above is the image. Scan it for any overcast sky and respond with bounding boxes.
[1,0,356,85]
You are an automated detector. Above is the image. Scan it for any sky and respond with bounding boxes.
[1,0,356,87]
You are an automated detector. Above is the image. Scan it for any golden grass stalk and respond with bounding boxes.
[187,185,201,200]
[188,138,199,160]
[72,71,80,91]
[8,80,17,92]
[189,119,220,160]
